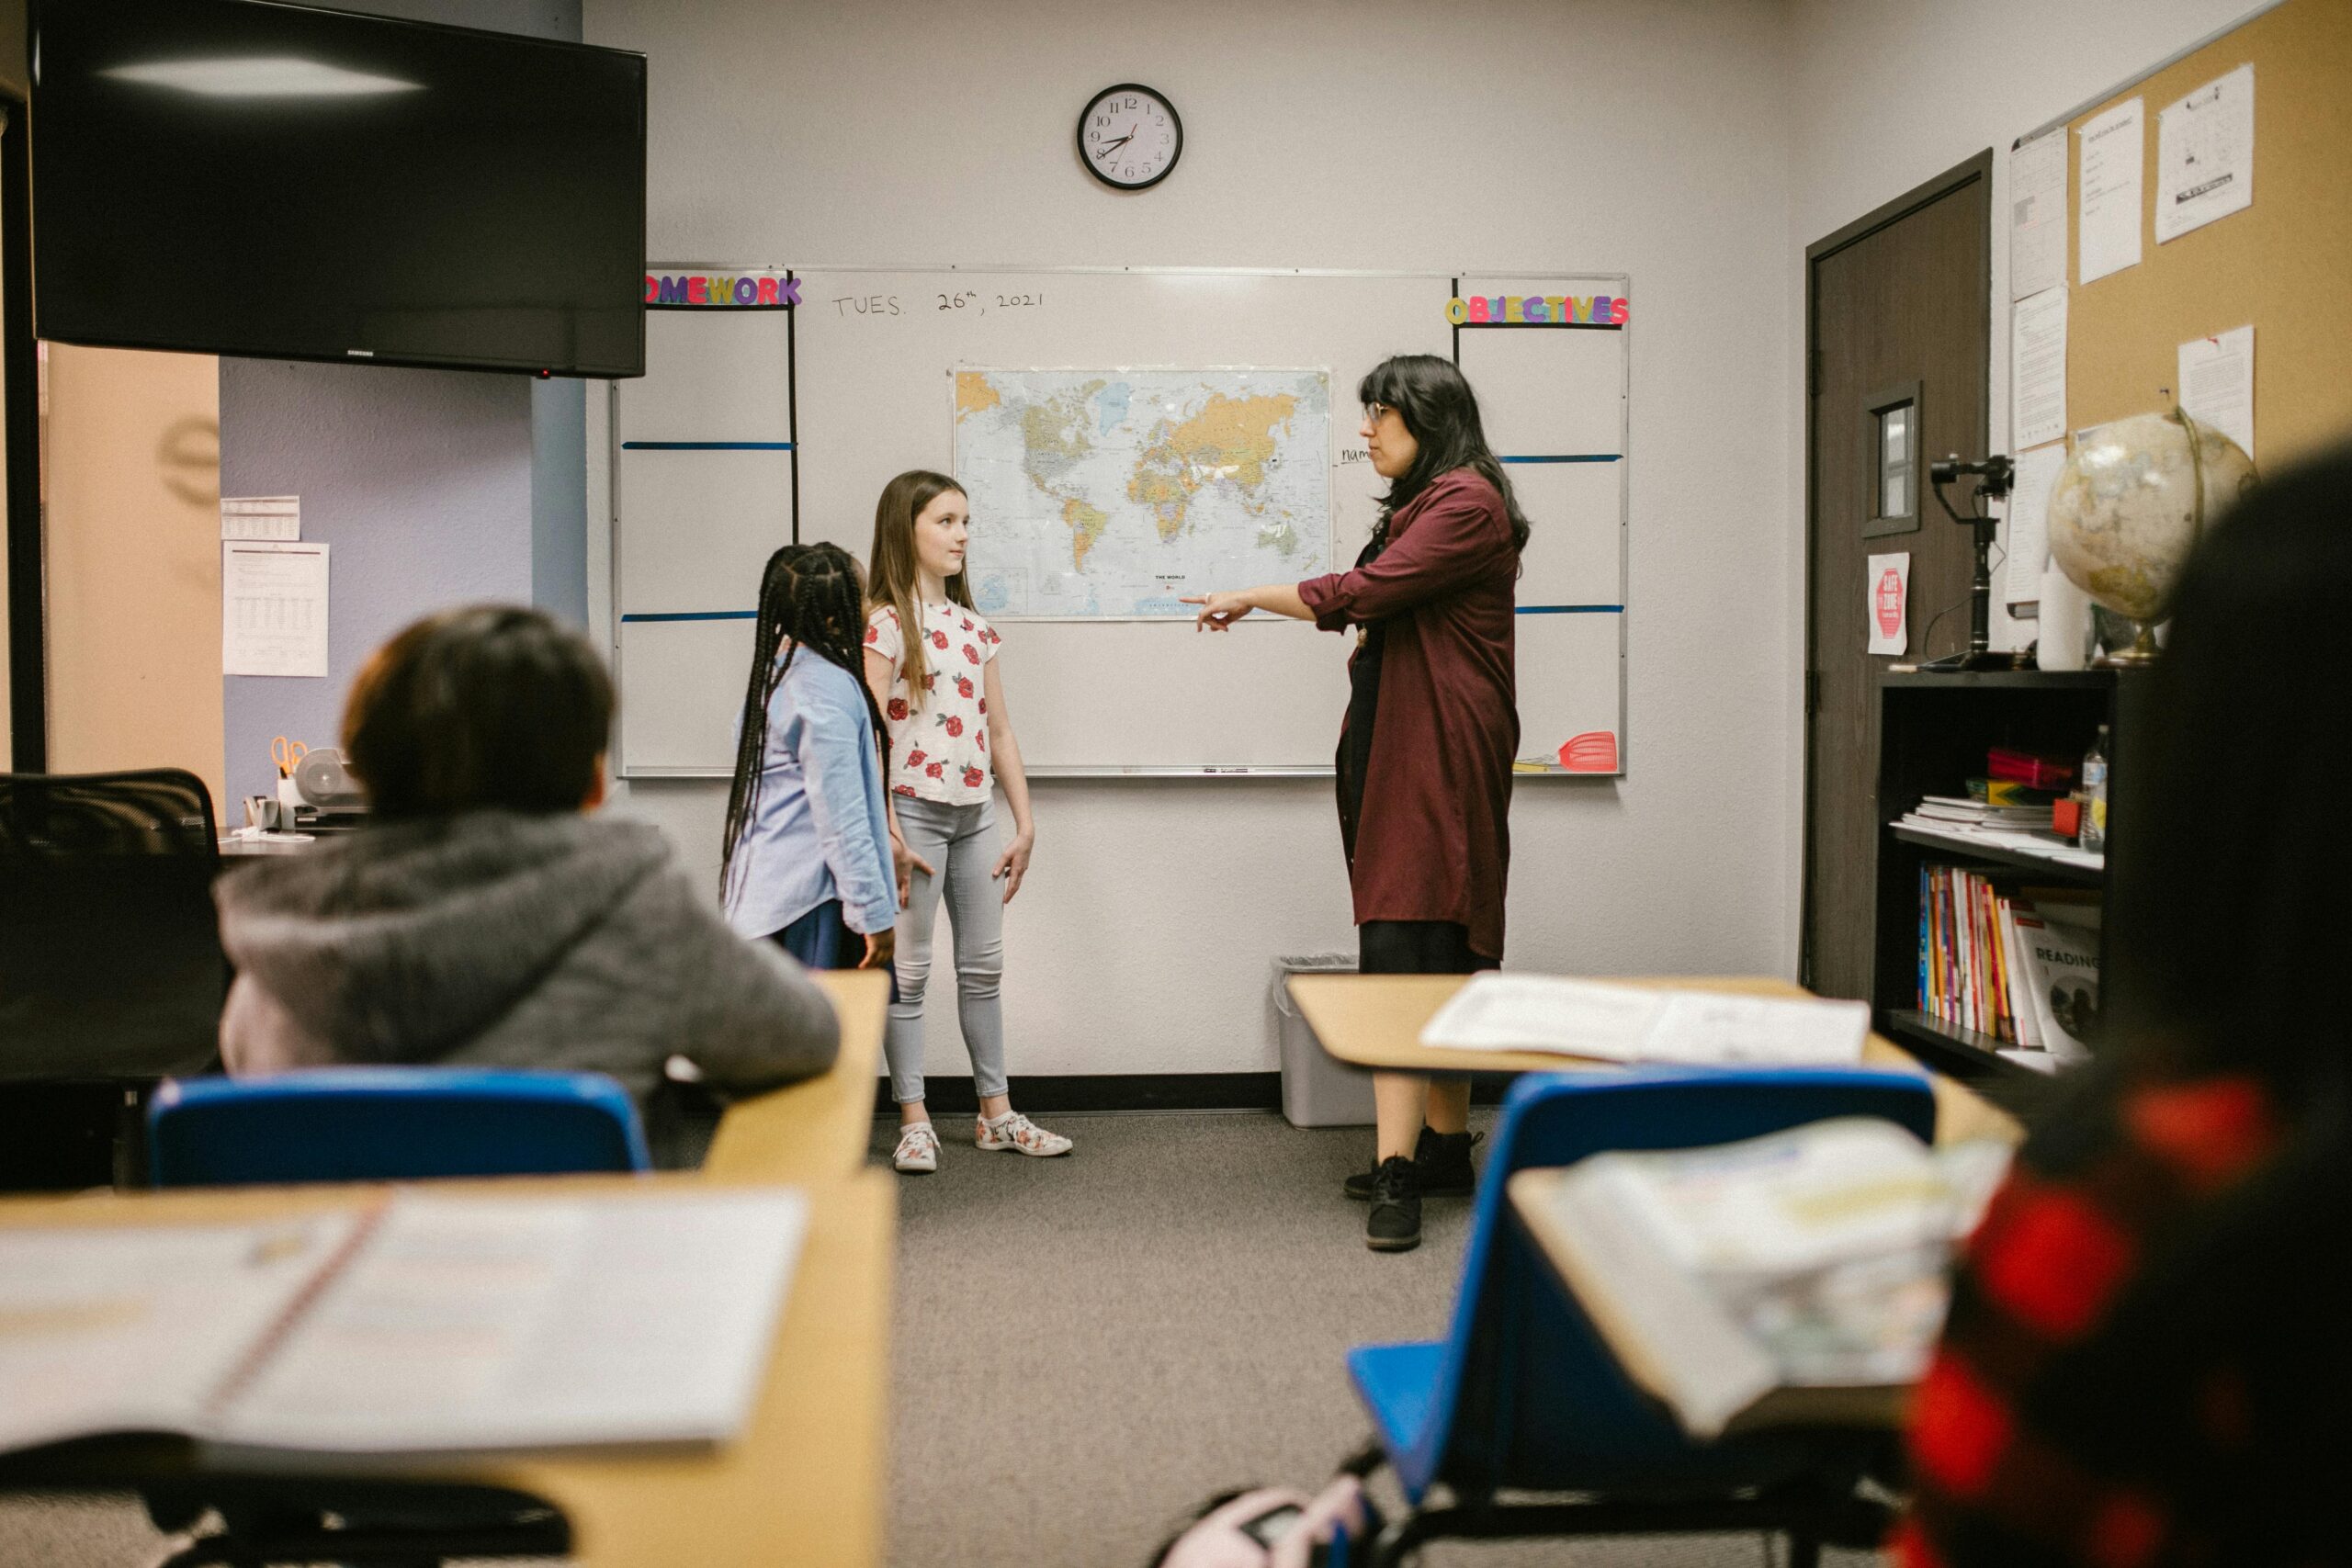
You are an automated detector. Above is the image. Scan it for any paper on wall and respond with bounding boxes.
[2156,63,2253,243]
[2077,97,2143,284]
[2008,130,2068,301]
[2004,443,2066,609]
[2010,287,2068,451]
[2177,324,2254,458]
[220,496,300,541]
[1867,553,1909,656]
[223,541,330,678]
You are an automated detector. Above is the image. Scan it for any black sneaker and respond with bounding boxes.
[1364,1156,1421,1252]
[1344,1127,1483,1201]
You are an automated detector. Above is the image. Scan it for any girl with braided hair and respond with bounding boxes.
[722,542,899,976]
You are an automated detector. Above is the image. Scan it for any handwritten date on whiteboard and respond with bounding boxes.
[829,290,1047,320]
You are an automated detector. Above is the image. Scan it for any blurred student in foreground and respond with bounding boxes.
[1899,445,2352,1567]
[213,606,841,1157]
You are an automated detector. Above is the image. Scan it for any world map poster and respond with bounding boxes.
[954,367,1332,619]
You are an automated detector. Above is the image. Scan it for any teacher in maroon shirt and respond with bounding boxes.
[1187,355,1524,1253]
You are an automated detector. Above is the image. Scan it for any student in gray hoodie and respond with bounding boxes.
[214,606,841,1145]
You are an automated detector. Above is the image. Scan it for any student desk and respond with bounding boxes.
[0,1170,893,1565]
[1284,974,2020,1148]
[705,968,890,1182]
[0,969,899,1566]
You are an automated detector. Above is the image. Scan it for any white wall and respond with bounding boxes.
[1777,0,2267,967]
[584,0,1799,1077]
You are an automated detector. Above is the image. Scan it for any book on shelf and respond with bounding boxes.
[1916,795,2053,829]
[1986,747,2075,791]
[2012,904,2099,1063]
[1521,1117,2013,1439]
[0,1189,808,1461]
[1917,867,2098,1063]
[1965,776,2064,807]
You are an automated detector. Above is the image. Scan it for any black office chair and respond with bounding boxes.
[0,770,229,1188]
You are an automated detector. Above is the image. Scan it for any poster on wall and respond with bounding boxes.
[2156,63,2254,243]
[1866,552,1910,657]
[2178,325,2255,457]
[2005,444,2066,612]
[2008,129,2067,301]
[2010,287,2068,450]
[223,541,329,678]
[2077,97,2144,284]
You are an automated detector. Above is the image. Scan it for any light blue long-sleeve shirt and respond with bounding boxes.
[723,648,899,941]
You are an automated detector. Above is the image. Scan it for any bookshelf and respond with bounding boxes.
[1870,669,2152,1111]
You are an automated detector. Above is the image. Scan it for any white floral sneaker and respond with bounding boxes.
[975,1111,1073,1157]
[892,1121,941,1173]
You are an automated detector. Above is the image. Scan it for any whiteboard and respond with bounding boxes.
[612,266,1627,776]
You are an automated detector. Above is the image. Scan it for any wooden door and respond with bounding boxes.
[1802,153,1990,999]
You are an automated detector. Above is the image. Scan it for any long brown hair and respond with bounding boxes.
[865,468,974,711]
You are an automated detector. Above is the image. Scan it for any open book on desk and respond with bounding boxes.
[0,1189,807,1461]
[1419,975,1871,1066]
[1515,1119,2010,1440]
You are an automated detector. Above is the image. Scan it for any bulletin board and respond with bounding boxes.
[611,266,1631,777]
[2054,0,2352,460]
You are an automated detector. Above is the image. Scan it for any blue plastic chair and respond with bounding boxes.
[1347,1065,1938,1567]
[147,1066,651,1187]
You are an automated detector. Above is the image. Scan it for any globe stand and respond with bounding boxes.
[2099,623,2163,667]
[1919,454,2017,673]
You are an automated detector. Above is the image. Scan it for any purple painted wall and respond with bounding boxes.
[220,360,535,812]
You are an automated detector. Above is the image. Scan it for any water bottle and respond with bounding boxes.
[2080,725,2110,854]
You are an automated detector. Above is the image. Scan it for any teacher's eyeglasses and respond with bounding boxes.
[1364,402,1392,424]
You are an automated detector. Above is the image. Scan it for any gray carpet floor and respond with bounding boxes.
[0,1111,1888,1567]
[880,1109,1882,1568]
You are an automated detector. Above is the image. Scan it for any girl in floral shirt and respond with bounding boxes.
[863,469,1070,1173]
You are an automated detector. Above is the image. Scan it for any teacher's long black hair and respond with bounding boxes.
[720,541,889,904]
[1357,354,1531,554]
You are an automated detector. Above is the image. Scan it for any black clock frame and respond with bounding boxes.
[1077,83,1183,192]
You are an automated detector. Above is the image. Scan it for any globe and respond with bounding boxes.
[2047,410,2256,660]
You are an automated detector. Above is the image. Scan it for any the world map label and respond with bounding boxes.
[955,367,1333,619]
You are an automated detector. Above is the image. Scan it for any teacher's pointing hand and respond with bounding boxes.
[1183,589,1257,631]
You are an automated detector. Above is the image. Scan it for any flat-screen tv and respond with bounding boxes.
[29,0,646,378]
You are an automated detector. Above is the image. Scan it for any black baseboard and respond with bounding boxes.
[871,1071,1518,1115]
[876,1072,1280,1114]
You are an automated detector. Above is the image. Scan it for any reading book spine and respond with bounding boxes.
[1917,863,1930,1016]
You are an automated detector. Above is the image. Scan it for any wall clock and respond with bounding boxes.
[1078,84,1182,191]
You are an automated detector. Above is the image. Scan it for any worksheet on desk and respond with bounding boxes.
[1419,976,1868,1066]
[0,1217,360,1455]
[214,1190,809,1453]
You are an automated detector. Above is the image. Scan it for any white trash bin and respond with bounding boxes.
[1272,953,1375,1128]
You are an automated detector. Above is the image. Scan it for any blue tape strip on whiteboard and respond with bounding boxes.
[620,441,795,450]
[1516,604,1623,615]
[1498,454,1620,464]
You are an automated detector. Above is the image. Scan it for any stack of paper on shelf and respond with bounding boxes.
[1913,794,2053,830]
